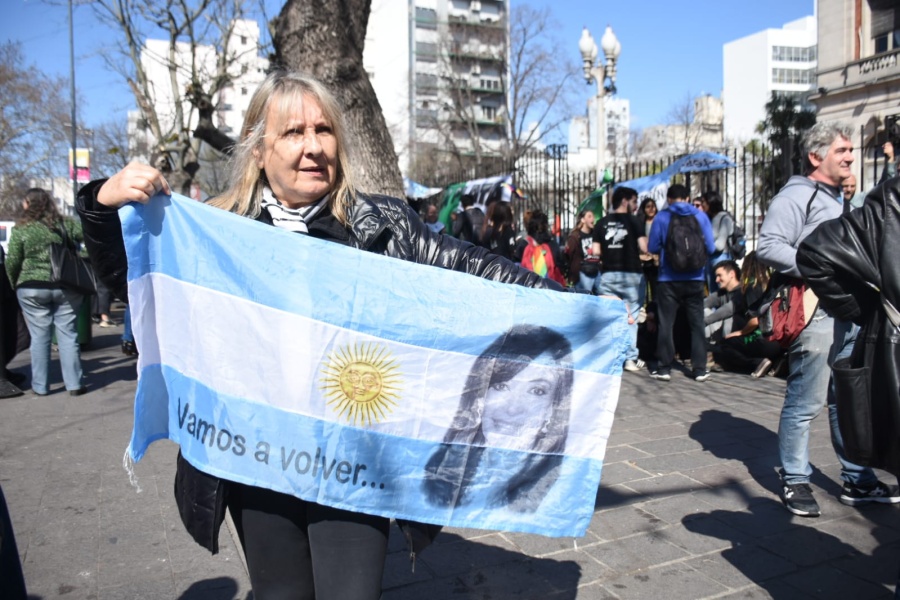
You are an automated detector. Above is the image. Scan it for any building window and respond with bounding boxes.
[241,87,248,96]
[873,31,900,54]
[241,64,248,74]
[871,1,900,54]
[482,105,497,120]
[241,35,247,45]
[772,45,817,62]
[771,68,815,85]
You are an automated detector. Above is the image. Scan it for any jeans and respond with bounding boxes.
[599,271,645,362]
[16,287,83,394]
[655,280,706,376]
[576,271,597,294]
[122,304,134,343]
[778,315,876,486]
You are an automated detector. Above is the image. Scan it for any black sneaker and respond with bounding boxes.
[782,483,820,517]
[840,481,900,506]
[649,371,671,382]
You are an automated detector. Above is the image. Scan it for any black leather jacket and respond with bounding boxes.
[76,180,562,554]
[797,176,900,476]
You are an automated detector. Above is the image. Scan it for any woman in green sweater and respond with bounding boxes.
[5,189,86,396]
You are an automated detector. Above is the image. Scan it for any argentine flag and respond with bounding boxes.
[124,194,629,537]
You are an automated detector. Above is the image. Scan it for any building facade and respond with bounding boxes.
[813,0,900,186]
[128,19,269,166]
[567,96,631,172]
[723,16,817,143]
[365,0,509,178]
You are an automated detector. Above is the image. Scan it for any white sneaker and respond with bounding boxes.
[623,359,645,372]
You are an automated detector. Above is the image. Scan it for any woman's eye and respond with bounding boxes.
[490,382,510,392]
[316,125,333,135]
[529,387,548,396]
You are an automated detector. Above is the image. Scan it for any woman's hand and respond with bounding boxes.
[97,162,171,208]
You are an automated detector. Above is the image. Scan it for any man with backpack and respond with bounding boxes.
[758,121,899,518]
[646,184,716,382]
[593,186,648,372]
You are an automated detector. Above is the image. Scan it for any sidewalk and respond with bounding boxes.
[2,321,898,599]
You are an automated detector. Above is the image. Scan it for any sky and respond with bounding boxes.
[3,0,815,137]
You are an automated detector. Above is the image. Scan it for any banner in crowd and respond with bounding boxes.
[122,194,629,537]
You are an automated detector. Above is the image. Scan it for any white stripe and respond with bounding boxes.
[131,273,621,461]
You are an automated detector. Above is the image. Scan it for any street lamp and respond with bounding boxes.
[578,25,620,180]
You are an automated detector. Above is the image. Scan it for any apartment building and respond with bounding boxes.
[723,16,818,143]
[366,0,509,177]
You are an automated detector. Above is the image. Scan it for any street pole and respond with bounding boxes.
[69,0,78,206]
[578,26,620,185]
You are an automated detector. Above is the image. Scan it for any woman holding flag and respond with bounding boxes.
[76,70,564,600]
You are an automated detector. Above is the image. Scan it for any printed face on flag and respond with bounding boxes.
[254,93,338,208]
[482,362,559,451]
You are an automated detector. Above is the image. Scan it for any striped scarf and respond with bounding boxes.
[260,187,329,233]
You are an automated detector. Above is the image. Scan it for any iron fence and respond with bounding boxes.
[421,144,785,250]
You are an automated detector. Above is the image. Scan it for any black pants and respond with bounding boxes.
[228,483,390,600]
[0,484,27,600]
[713,335,783,374]
[656,280,707,376]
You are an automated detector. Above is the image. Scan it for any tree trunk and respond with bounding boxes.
[273,0,404,198]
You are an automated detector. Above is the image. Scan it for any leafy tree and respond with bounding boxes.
[0,42,70,217]
[754,92,816,206]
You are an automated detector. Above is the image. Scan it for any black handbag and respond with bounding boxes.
[49,222,96,295]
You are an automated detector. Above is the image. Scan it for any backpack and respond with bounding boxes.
[521,236,566,285]
[665,211,708,272]
[725,212,747,259]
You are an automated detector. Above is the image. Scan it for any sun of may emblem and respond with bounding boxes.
[320,342,403,426]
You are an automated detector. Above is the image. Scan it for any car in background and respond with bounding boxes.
[0,222,15,255]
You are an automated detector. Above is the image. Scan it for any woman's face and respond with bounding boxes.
[481,362,558,451]
[644,202,657,217]
[255,94,338,208]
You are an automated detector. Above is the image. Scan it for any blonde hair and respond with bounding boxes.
[209,70,358,225]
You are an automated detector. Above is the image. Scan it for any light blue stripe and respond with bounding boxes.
[120,195,630,374]
[130,364,602,537]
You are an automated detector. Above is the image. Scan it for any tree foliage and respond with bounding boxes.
[756,92,816,179]
[753,92,816,206]
[0,42,70,217]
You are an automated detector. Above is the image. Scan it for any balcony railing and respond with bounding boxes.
[845,48,900,87]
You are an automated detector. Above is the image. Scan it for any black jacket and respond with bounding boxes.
[76,180,562,553]
[797,176,900,476]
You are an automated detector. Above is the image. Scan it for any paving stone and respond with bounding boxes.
[599,563,729,599]
[592,505,669,540]
[417,533,521,579]
[602,445,651,464]
[631,451,720,475]
[631,437,705,456]
[759,524,860,567]
[778,564,890,599]
[637,494,713,525]
[685,545,797,588]
[622,473,708,500]
[585,531,690,573]
[594,483,651,511]
[660,514,752,555]
[598,461,653,486]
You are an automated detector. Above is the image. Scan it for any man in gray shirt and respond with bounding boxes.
[758,121,899,517]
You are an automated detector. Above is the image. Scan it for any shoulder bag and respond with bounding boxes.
[49,222,96,295]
